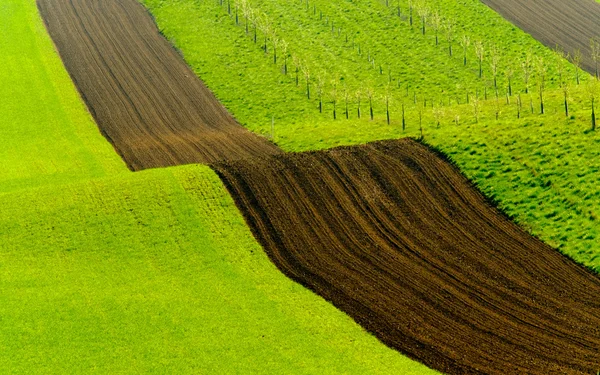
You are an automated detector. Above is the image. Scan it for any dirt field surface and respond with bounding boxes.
[481,0,600,74]
[36,0,281,171]
[214,138,600,375]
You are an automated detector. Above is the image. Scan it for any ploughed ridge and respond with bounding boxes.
[37,0,600,374]
[481,0,600,74]
[37,0,281,171]
[214,139,600,375]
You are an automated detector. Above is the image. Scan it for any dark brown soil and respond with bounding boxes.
[214,138,600,375]
[37,0,281,171]
[481,0,600,75]
[37,1,600,373]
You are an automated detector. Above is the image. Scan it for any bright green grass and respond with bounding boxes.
[0,0,126,193]
[143,0,600,273]
[145,0,578,138]
[0,165,434,374]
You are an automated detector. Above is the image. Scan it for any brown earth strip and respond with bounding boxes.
[213,138,600,375]
[481,0,600,74]
[37,0,281,171]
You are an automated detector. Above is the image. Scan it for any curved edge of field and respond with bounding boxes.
[480,0,600,74]
[0,164,436,374]
[213,138,600,375]
[36,0,281,171]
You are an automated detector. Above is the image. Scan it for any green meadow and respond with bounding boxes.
[0,0,126,193]
[0,165,433,374]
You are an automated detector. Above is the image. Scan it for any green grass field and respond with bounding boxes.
[0,0,436,372]
[143,0,600,273]
[0,0,126,194]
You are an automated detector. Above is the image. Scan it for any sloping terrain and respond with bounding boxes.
[214,138,600,375]
[481,0,600,74]
[32,0,600,373]
[37,0,281,171]
[0,0,126,193]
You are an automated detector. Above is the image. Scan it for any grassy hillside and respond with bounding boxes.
[0,165,435,374]
[0,0,126,193]
[0,1,437,372]
[143,0,600,272]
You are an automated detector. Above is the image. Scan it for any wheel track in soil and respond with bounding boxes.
[37,0,600,373]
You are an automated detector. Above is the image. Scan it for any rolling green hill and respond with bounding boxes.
[0,0,126,193]
[0,165,434,374]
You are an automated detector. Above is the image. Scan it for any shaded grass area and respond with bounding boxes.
[0,165,435,374]
[0,0,126,193]
[144,0,600,272]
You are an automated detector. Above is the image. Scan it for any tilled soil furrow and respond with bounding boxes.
[37,0,281,171]
[213,138,600,375]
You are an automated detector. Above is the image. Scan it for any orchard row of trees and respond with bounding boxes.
[215,0,600,131]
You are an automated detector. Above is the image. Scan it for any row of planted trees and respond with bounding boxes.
[216,0,600,131]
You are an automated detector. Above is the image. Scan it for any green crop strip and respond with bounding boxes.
[0,0,127,193]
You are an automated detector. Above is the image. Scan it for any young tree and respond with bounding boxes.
[433,105,444,128]
[471,96,480,123]
[591,37,600,79]
[331,80,338,119]
[556,48,570,117]
[280,40,288,74]
[535,57,547,114]
[521,51,533,94]
[272,35,279,64]
[384,86,392,125]
[401,100,406,131]
[506,67,514,97]
[302,64,311,99]
[408,0,414,27]
[366,87,375,120]
[240,0,250,33]
[444,18,455,56]
[316,75,325,113]
[474,41,484,78]
[258,14,271,54]
[293,55,301,86]
[587,79,599,130]
[572,49,582,85]
[460,35,470,66]
[430,10,442,45]
[516,93,522,119]
[356,89,362,119]
[344,83,349,119]
[249,8,258,43]
[489,45,500,94]
[415,1,430,35]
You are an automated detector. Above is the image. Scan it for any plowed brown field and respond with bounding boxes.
[37,0,600,373]
[37,0,281,171]
[481,0,600,74]
[214,138,600,375]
